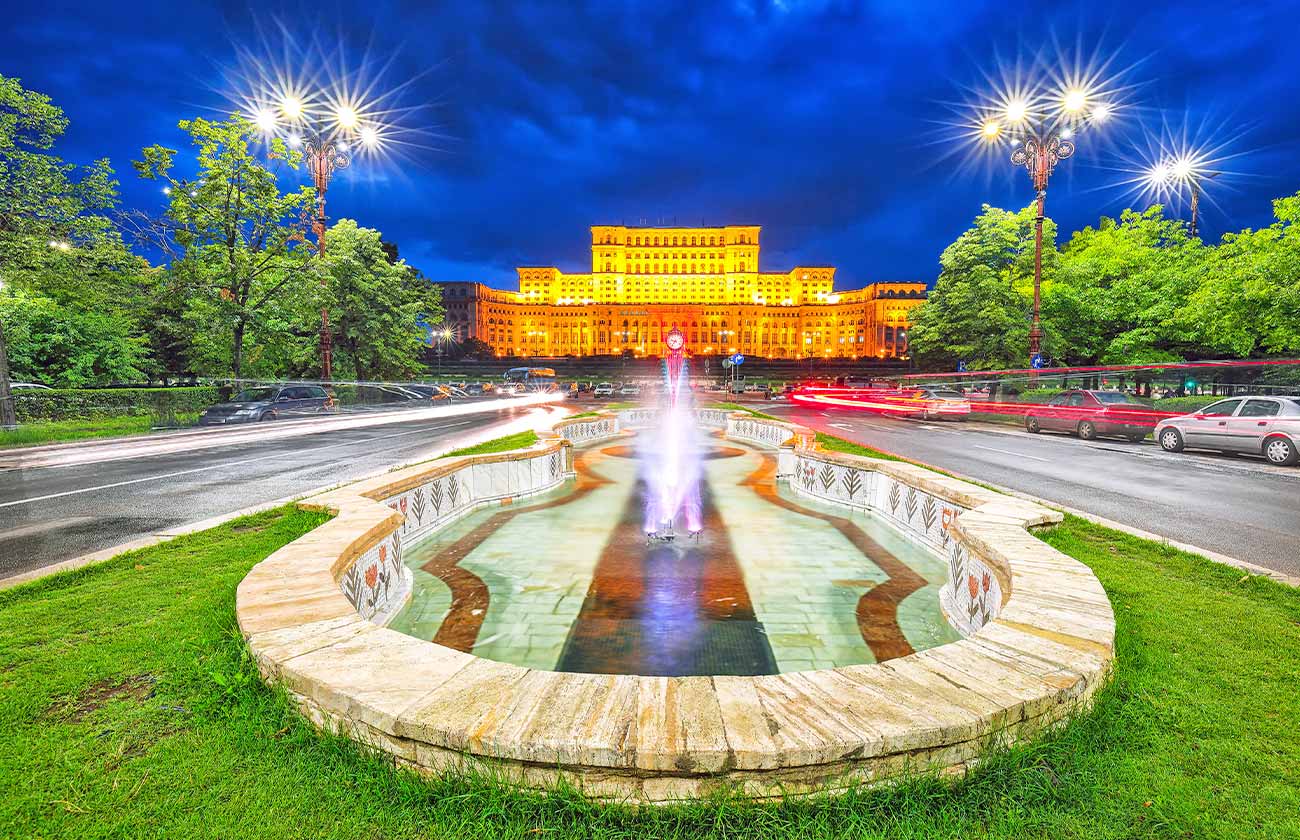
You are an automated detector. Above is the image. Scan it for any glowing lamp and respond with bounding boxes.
[1005,100,1028,123]
[359,125,379,147]
[981,119,1001,139]
[255,108,277,132]
[280,96,303,120]
[1063,89,1087,113]
[335,106,359,130]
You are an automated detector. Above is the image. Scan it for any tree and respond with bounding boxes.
[320,219,442,380]
[0,76,151,410]
[0,291,147,386]
[1047,206,1204,364]
[1183,192,1300,357]
[128,116,313,379]
[908,204,1054,369]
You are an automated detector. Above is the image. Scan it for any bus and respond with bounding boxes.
[503,367,558,392]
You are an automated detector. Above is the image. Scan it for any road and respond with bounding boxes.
[761,402,1300,577]
[0,402,567,580]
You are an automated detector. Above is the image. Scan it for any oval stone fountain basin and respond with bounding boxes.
[388,435,961,676]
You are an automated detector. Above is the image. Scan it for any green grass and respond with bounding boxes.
[566,411,601,419]
[813,431,910,463]
[441,430,539,458]
[0,416,157,449]
[2,501,1299,836]
[712,401,780,420]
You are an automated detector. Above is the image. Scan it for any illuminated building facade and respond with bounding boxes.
[440,225,925,358]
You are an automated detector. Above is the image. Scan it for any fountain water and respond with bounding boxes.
[641,326,703,540]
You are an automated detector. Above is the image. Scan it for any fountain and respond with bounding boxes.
[235,334,1116,802]
[641,326,702,541]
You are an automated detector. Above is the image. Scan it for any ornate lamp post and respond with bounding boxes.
[254,97,382,380]
[980,88,1113,366]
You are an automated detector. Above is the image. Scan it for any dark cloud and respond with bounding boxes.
[8,0,1299,288]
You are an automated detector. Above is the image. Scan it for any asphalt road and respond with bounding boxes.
[0,403,565,580]
[762,402,1300,577]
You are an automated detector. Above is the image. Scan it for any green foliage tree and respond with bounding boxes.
[1183,193,1300,357]
[128,115,313,379]
[0,291,147,386]
[908,204,1054,369]
[0,75,152,407]
[320,219,442,380]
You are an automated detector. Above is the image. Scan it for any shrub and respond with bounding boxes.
[1152,396,1223,414]
[12,387,220,422]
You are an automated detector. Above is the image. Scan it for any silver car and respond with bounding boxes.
[1155,396,1300,466]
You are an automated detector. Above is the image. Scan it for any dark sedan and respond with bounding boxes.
[1024,390,1152,442]
[198,385,335,425]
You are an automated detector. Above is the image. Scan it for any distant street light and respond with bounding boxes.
[250,90,387,381]
[1145,154,1220,239]
[976,80,1117,366]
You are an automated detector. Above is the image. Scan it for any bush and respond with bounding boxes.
[12,387,220,422]
[1152,396,1222,414]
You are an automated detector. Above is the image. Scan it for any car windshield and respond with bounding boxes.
[233,388,276,402]
[1093,392,1132,404]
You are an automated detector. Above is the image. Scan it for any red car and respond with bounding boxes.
[1023,390,1152,442]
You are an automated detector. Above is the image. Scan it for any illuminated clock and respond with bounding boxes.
[665,329,684,351]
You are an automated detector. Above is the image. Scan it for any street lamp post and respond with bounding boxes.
[977,82,1114,367]
[253,96,383,381]
[1010,132,1074,364]
[303,137,350,381]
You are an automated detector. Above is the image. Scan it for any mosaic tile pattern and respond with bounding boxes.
[728,416,795,448]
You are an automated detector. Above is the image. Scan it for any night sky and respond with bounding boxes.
[8,1,1299,290]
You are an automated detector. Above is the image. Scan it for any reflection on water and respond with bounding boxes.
[388,436,959,676]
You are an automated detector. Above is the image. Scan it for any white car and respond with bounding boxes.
[11,382,53,390]
[1155,396,1300,466]
[619,384,642,396]
[593,383,615,397]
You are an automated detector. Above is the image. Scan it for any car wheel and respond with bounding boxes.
[1158,427,1185,453]
[259,411,276,422]
[1025,416,1041,433]
[1077,420,1098,440]
[1263,435,1299,466]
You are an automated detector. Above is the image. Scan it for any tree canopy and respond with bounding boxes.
[909,195,1300,369]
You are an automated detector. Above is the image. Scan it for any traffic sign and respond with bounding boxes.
[732,354,745,366]
[957,360,967,373]
[1031,354,1044,369]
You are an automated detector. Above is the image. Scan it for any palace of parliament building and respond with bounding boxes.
[439,224,925,359]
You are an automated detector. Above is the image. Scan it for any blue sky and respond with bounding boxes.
[8,0,1300,290]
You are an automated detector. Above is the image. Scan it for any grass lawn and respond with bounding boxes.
[711,401,779,420]
[2,482,1298,836]
[441,430,538,458]
[0,416,158,449]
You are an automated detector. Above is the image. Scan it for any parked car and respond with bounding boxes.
[465,382,494,396]
[1023,390,1151,441]
[911,387,972,420]
[403,384,453,402]
[564,382,580,399]
[593,382,615,397]
[619,383,642,396]
[1155,396,1300,466]
[198,385,335,425]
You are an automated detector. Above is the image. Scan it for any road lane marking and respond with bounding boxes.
[0,421,476,509]
[828,423,856,430]
[973,445,1051,462]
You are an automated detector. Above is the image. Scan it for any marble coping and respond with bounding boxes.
[234,409,1115,803]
